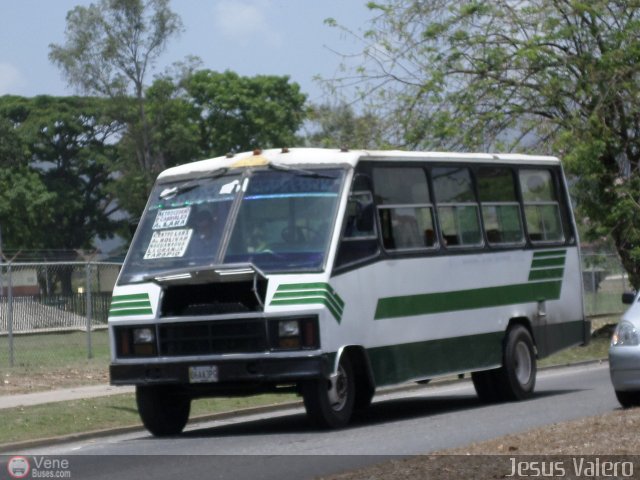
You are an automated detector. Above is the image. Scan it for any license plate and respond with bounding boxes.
[189,365,219,383]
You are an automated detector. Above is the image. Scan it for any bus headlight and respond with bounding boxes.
[270,316,319,350]
[133,327,155,344]
[611,321,640,347]
[115,326,157,357]
[278,320,300,338]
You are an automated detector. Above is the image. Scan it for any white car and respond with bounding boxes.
[609,291,640,407]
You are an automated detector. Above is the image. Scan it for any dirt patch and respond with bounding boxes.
[322,408,640,479]
[0,365,108,395]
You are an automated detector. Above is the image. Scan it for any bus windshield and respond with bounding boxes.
[224,168,345,271]
[118,167,346,284]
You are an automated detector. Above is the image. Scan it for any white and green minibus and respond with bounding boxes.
[109,148,587,435]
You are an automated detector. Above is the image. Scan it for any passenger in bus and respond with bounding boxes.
[189,209,219,259]
[247,223,270,253]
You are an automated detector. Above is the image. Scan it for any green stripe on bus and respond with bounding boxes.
[531,257,566,268]
[108,308,153,317]
[273,290,344,315]
[374,280,562,320]
[528,268,565,281]
[272,283,346,322]
[367,331,504,386]
[271,297,342,323]
[533,249,566,258]
[366,319,585,386]
[109,300,151,310]
[111,293,150,302]
[109,293,152,317]
[276,283,345,309]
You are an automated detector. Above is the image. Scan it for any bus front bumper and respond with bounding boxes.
[110,354,330,388]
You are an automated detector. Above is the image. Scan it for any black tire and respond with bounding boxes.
[471,369,501,403]
[136,385,191,436]
[301,355,355,428]
[497,325,537,400]
[353,379,375,411]
[615,390,640,408]
[473,325,536,403]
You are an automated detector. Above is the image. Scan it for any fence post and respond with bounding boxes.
[85,262,93,359]
[7,263,14,367]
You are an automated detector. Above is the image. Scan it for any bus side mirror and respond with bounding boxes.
[622,291,636,305]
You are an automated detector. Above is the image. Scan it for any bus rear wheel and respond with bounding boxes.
[473,325,536,402]
[499,325,536,400]
[301,355,355,428]
[136,385,191,436]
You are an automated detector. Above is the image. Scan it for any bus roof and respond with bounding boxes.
[157,148,561,180]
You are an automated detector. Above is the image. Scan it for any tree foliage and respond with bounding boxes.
[332,0,640,286]
[49,0,183,180]
[183,70,307,156]
[0,95,122,255]
[305,103,390,149]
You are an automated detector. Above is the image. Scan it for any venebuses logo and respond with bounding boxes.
[7,456,30,479]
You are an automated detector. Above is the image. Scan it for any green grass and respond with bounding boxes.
[0,392,299,447]
[539,336,609,367]
[0,330,109,368]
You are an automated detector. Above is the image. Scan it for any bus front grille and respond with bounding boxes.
[159,319,267,356]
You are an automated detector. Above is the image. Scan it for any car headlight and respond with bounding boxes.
[611,321,640,346]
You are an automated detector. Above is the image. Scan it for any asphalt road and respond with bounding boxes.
[17,363,618,479]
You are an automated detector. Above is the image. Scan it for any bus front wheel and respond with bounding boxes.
[136,385,191,436]
[301,355,355,428]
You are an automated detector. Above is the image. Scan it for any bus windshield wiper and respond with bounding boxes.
[159,168,229,199]
[268,162,336,179]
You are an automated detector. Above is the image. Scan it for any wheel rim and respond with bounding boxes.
[514,341,532,385]
[329,364,349,411]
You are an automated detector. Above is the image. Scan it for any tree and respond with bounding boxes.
[0,95,122,257]
[49,0,183,182]
[305,103,390,149]
[183,70,307,157]
[330,1,640,287]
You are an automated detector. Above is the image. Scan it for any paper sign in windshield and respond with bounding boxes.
[144,229,193,259]
[152,207,191,230]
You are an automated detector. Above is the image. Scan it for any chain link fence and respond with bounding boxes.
[581,252,630,317]
[0,253,633,369]
[0,262,121,369]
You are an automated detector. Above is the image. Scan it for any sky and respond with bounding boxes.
[0,0,375,104]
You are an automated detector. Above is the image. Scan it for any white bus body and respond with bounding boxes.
[109,148,587,435]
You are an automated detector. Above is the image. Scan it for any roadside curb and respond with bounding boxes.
[0,359,609,453]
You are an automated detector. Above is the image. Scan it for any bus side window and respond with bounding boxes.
[519,169,565,244]
[372,166,437,251]
[476,167,525,247]
[335,183,379,268]
[432,167,483,248]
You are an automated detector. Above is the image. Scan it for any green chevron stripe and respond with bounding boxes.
[533,249,566,258]
[109,293,152,317]
[271,283,345,323]
[531,257,566,268]
[528,267,565,281]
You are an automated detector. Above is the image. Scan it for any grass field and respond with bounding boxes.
[0,392,299,446]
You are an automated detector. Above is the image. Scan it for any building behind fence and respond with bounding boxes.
[0,262,121,367]
[0,254,633,368]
